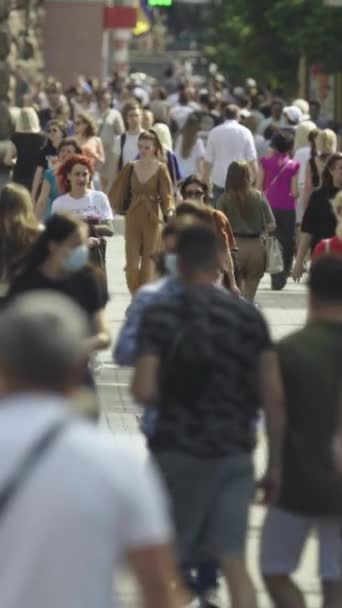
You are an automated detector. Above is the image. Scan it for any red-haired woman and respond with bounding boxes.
[52,154,113,271]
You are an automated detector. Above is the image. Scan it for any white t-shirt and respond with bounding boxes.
[0,395,172,608]
[205,120,257,188]
[113,133,140,166]
[175,135,206,178]
[52,190,113,221]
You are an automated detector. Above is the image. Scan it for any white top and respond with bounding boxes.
[52,190,113,221]
[175,135,206,178]
[205,120,257,188]
[98,109,125,146]
[113,133,140,166]
[0,394,172,608]
[169,105,195,130]
[293,146,310,189]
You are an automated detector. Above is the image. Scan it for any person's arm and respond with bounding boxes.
[248,159,258,186]
[95,137,105,168]
[114,292,151,366]
[303,161,313,209]
[261,194,276,232]
[35,179,51,220]
[159,164,174,217]
[132,354,160,407]
[291,174,299,201]
[31,165,44,202]
[92,219,114,237]
[4,142,16,167]
[203,131,214,186]
[258,350,286,505]
[84,308,111,352]
[256,162,264,190]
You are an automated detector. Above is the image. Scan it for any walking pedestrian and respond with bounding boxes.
[10,107,45,190]
[0,184,40,298]
[74,112,105,189]
[179,175,238,292]
[218,161,275,302]
[133,223,285,608]
[304,129,337,197]
[36,137,82,221]
[52,155,113,273]
[0,291,180,608]
[175,113,205,178]
[97,90,125,192]
[293,153,342,281]
[313,191,342,257]
[258,131,299,290]
[31,119,67,201]
[293,121,317,226]
[204,104,258,207]
[108,102,143,190]
[261,255,342,608]
[110,130,174,295]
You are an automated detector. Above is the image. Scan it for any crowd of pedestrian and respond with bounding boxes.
[1,63,342,608]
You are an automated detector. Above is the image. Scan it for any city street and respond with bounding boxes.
[97,219,320,608]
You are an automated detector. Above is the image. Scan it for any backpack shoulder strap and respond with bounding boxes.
[0,417,71,518]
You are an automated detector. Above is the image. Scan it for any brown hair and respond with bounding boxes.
[321,153,342,190]
[76,112,97,138]
[224,161,252,215]
[138,130,164,158]
[0,184,39,281]
[180,114,201,159]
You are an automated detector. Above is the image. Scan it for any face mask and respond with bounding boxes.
[63,245,89,273]
[164,253,178,276]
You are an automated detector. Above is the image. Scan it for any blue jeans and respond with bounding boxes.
[212,185,225,209]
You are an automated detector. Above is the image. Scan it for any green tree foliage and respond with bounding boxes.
[207,0,342,89]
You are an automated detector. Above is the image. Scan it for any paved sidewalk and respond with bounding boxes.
[98,226,319,608]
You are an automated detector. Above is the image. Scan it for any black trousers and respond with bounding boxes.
[271,209,296,290]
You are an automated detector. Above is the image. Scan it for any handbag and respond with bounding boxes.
[264,235,284,274]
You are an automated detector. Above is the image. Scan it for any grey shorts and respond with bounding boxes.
[154,451,254,563]
[261,507,342,580]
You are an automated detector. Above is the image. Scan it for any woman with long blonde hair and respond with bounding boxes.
[175,113,205,178]
[10,107,45,190]
[218,161,275,301]
[0,184,40,295]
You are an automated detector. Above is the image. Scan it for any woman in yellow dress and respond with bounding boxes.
[110,130,174,294]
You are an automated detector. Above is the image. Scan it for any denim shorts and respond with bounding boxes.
[154,451,254,563]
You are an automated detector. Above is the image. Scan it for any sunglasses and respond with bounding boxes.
[185,190,204,198]
[48,127,59,134]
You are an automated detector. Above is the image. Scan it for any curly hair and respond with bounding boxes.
[57,154,94,193]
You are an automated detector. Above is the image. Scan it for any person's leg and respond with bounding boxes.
[140,218,162,288]
[236,239,248,297]
[125,210,143,295]
[271,210,295,290]
[260,507,311,608]
[319,518,342,608]
[196,560,220,595]
[207,454,255,608]
[243,239,266,302]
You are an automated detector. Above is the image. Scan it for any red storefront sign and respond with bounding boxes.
[103,6,137,29]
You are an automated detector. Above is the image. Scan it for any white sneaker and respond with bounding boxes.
[184,597,201,608]
[202,587,221,608]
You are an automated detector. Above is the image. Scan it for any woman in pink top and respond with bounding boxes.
[258,131,299,290]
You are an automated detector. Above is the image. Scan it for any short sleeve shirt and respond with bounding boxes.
[301,185,338,250]
[138,286,272,458]
[52,191,114,222]
[261,153,300,210]
[218,189,275,236]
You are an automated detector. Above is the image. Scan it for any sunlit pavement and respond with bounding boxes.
[97,220,319,607]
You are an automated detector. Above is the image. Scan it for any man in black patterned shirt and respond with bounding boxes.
[132,224,285,608]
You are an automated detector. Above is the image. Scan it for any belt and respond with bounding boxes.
[235,233,261,239]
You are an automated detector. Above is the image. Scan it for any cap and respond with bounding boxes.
[283,105,303,125]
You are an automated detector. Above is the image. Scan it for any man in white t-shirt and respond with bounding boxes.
[204,104,258,207]
[0,292,179,608]
[107,103,143,192]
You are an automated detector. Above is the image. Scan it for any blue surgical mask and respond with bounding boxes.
[63,245,89,273]
[164,253,178,276]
